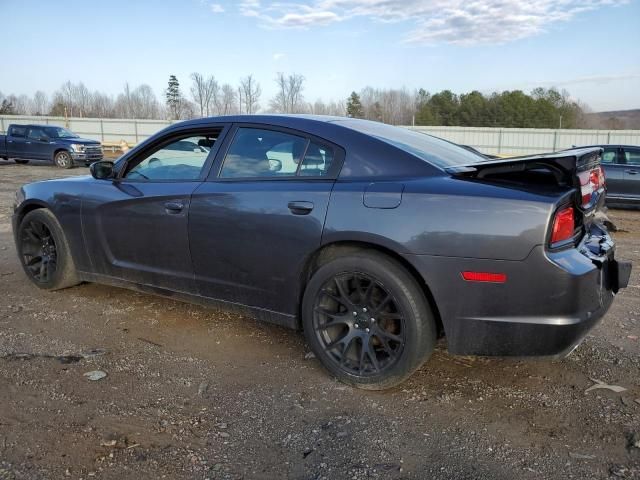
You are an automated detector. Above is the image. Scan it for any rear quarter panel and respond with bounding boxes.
[322,176,556,261]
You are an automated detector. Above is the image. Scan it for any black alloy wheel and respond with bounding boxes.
[302,250,436,389]
[20,219,58,284]
[313,273,406,376]
[17,209,80,290]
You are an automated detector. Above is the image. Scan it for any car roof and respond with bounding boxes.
[10,124,60,129]
[577,144,639,148]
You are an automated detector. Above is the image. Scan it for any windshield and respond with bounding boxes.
[335,119,484,169]
[44,127,79,139]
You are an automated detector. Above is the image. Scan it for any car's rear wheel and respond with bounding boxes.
[302,250,436,390]
[54,151,73,169]
[14,159,29,164]
[17,209,80,290]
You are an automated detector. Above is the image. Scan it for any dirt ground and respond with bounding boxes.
[0,159,639,480]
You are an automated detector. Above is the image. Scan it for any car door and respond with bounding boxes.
[189,124,344,315]
[26,127,50,159]
[6,125,28,158]
[81,126,227,292]
[621,146,640,200]
[600,146,626,199]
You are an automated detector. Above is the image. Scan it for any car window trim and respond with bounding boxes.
[207,123,345,182]
[114,124,230,183]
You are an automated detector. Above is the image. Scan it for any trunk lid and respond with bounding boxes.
[445,147,606,211]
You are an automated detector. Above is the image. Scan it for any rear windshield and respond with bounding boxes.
[335,119,484,169]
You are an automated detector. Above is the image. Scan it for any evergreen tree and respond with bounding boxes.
[166,75,181,120]
[346,91,364,118]
[0,99,14,114]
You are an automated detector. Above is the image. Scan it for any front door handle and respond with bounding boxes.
[164,201,184,213]
[626,169,638,175]
[288,201,314,215]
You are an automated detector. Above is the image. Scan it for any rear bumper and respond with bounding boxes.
[404,230,631,357]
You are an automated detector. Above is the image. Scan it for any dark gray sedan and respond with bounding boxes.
[591,145,640,208]
[11,115,632,389]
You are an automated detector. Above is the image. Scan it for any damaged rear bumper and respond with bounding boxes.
[404,225,631,357]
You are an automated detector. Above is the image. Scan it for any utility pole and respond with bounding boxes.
[559,114,563,130]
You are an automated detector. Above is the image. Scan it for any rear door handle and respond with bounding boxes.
[626,169,638,175]
[164,201,184,213]
[288,201,314,215]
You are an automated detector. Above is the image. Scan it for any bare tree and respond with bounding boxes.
[270,73,305,113]
[190,73,218,117]
[5,94,31,115]
[73,82,91,117]
[59,81,76,116]
[239,75,261,114]
[133,84,160,119]
[32,91,49,115]
[89,91,114,118]
[219,84,237,115]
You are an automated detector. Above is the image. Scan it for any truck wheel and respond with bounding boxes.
[54,151,73,169]
[14,159,29,164]
[302,250,437,390]
[16,208,80,290]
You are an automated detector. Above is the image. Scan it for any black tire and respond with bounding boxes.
[302,250,436,390]
[14,159,29,164]
[54,150,73,169]
[17,209,80,290]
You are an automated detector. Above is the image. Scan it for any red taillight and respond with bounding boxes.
[461,271,507,283]
[578,166,605,208]
[550,206,575,244]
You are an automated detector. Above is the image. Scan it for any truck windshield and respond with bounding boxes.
[44,127,79,139]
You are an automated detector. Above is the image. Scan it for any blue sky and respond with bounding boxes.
[1,0,639,111]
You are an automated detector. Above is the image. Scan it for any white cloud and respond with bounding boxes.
[273,52,286,61]
[210,3,225,13]
[238,0,628,44]
[532,73,640,87]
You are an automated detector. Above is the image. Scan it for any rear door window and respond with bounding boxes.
[219,128,335,179]
[601,148,619,164]
[27,127,47,140]
[9,126,26,137]
[623,147,640,165]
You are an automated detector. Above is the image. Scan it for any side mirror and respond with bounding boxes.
[90,160,115,180]
[268,159,282,172]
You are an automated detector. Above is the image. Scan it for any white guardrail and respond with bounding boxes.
[1,115,639,156]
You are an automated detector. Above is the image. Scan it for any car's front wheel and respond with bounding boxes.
[302,250,436,390]
[17,209,80,290]
[54,151,73,169]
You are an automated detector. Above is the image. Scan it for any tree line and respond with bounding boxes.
[0,74,603,129]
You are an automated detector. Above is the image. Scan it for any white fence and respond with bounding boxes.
[0,115,174,145]
[406,126,640,155]
[1,115,639,155]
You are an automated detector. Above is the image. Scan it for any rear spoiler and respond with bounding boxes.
[444,147,603,181]
[445,147,605,211]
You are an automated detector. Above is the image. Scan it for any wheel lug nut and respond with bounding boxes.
[362,307,367,312]
[371,318,375,322]
[365,328,370,333]
[355,324,359,328]
[353,311,357,316]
